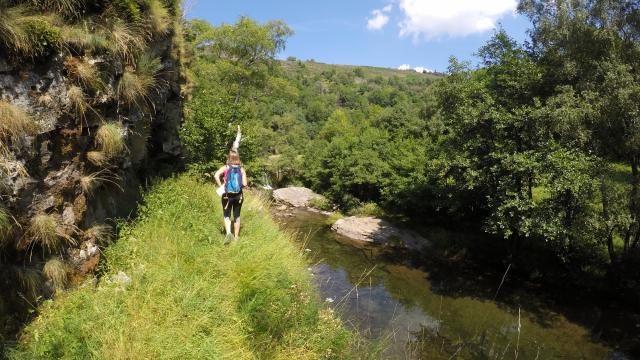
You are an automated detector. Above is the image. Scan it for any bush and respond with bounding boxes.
[308,197,332,211]
[348,202,385,218]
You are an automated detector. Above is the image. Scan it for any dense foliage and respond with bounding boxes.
[182,0,640,306]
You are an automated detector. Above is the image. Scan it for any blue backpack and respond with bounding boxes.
[225,165,243,194]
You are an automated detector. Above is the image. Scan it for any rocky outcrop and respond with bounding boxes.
[331,216,429,250]
[0,6,184,297]
[273,187,325,208]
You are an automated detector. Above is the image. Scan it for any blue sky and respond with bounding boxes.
[186,1,532,72]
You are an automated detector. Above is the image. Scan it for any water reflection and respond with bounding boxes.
[277,208,614,359]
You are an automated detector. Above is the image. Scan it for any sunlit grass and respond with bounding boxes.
[9,175,360,359]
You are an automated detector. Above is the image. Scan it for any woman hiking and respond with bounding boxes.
[214,127,248,244]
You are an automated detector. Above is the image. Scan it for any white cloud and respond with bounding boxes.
[397,64,435,73]
[413,66,434,73]
[367,5,393,31]
[398,0,517,39]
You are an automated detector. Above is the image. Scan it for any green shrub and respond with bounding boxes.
[22,16,61,57]
[308,196,333,211]
[348,202,385,218]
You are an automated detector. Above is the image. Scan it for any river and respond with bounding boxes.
[275,208,628,360]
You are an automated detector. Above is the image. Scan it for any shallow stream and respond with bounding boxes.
[277,208,624,359]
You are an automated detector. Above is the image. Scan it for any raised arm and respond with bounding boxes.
[232,125,241,152]
[214,165,226,187]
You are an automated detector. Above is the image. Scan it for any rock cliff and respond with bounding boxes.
[0,0,185,341]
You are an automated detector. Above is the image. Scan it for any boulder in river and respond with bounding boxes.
[331,216,429,250]
[273,187,325,208]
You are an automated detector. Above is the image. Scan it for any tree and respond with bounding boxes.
[181,18,293,171]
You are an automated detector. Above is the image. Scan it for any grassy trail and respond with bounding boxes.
[9,175,358,359]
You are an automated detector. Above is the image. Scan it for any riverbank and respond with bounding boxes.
[7,175,361,359]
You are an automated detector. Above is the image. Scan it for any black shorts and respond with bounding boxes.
[222,192,243,220]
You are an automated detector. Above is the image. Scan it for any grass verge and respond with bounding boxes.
[8,175,360,359]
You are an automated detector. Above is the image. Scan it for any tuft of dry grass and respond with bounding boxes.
[67,85,90,129]
[108,19,146,62]
[22,214,76,255]
[86,151,106,166]
[0,100,39,145]
[64,56,103,90]
[80,169,123,195]
[94,122,126,160]
[43,257,69,290]
[1,144,29,182]
[37,93,54,107]
[83,224,113,245]
[30,0,86,19]
[118,53,163,107]
[0,5,29,53]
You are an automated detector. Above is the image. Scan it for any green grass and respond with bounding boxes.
[8,175,360,359]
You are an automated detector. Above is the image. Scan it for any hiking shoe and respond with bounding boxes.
[223,233,233,245]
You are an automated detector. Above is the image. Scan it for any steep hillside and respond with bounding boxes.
[0,0,184,347]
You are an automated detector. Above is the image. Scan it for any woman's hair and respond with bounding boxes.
[227,151,241,165]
